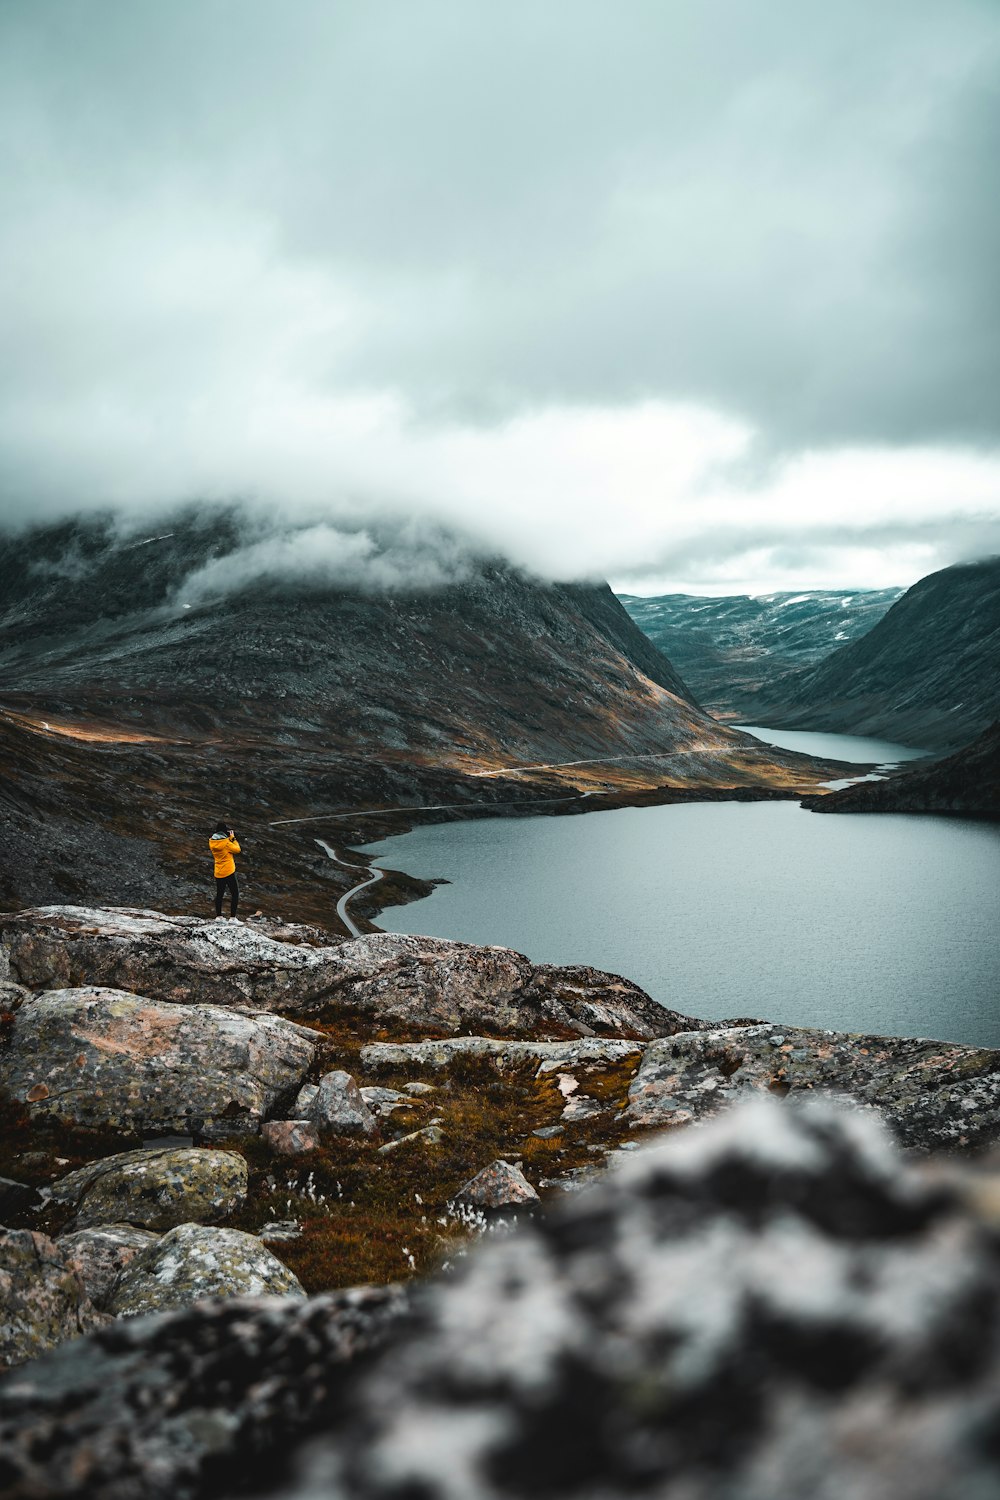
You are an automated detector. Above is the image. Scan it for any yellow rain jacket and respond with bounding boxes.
[209,835,240,878]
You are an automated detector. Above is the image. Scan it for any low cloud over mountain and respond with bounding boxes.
[1,2,998,593]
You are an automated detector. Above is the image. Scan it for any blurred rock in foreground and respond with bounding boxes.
[3,1099,1000,1500]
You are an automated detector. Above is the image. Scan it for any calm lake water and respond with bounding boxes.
[360,730,1000,1048]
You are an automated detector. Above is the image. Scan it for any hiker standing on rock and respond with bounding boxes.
[209,822,241,920]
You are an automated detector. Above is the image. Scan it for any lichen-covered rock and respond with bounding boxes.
[0,988,317,1137]
[293,1081,319,1116]
[376,1125,445,1155]
[328,933,690,1037]
[627,1023,1000,1150]
[0,1229,102,1366]
[453,1160,540,1212]
[7,1105,1000,1498]
[57,1224,160,1308]
[0,979,30,1011]
[0,905,349,1013]
[106,1224,305,1317]
[360,1086,414,1117]
[50,1148,248,1230]
[309,1071,376,1138]
[0,907,696,1038]
[0,1285,407,1498]
[276,1099,1000,1500]
[361,1036,645,1072]
[261,1120,322,1155]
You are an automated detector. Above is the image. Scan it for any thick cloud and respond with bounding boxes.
[0,1,997,592]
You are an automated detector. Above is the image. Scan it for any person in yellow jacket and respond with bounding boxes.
[209,822,241,920]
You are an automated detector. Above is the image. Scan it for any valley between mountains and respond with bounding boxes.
[1,514,999,1500]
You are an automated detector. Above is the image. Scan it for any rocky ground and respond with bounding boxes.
[2,905,1000,1498]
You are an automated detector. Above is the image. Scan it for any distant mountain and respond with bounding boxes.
[618,588,903,719]
[803,723,1000,818]
[0,510,735,765]
[743,558,1000,750]
[0,511,838,916]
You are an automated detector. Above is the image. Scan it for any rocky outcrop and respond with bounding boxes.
[6,1101,1000,1499]
[0,987,317,1137]
[57,1225,160,1309]
[50,1148,249,1230]
[106,1224,305,1317]
[0,1285,408,1497]
[0,1229,102,1367]
[453,1160,540,1213]
[328,933,692,1037]
[626,1024,1000,1150]
[360,1037,646,1072]
[0,907,699,1039]
[0,906,350,1014]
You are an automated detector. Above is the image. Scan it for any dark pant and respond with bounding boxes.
[215,873,239,916]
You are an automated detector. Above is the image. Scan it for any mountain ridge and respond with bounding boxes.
[742,557,1000,749]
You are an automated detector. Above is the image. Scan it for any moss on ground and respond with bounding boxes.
[0,1016,648,1291]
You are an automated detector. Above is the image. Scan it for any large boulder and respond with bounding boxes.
[0,1229,102,1367]
[106,1224,305,1317]
[50,1147,248,1230]
[0,906,349,1013]
[0,1285,407,1498]
[0,988,317,1137]
[626,1024,1000,1150]
[57,1225,160,1308]
[326,933,691,1037]
[0,906,696,1037]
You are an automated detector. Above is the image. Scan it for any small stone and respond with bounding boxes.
[532,1125,564,1140]
[561,1095,604,1122]
[377,1126,444,1156]
[555,1073,579,1098]
[453,1160,540,1213]
[258,1220,303,1242]
[107,1224,306,1317]
[309,1071,376,1138]
[49,1147,248,1231]
[261,1120,321,1156]
[403,1081,436,1096]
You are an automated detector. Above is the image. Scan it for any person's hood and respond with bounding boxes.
[209,833,231,843]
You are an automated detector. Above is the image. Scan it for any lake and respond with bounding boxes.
[358,728,1000,1048]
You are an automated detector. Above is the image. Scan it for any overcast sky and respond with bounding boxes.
[1,1,998,594]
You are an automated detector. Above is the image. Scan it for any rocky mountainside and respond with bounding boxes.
[804,721,1000,817]
[1,905,1000,1498]
[741,557,1000,749]
[0,511,695,758]
[619,586,902,718]
[0,511,841,919]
